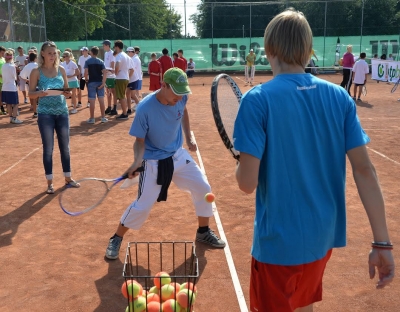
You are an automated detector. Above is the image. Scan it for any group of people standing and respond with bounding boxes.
[340,44,369,101]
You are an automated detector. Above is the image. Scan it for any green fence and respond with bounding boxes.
[3,35,399,72]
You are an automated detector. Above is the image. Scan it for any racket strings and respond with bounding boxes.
[217,79,240,151]
[60,179,109,213]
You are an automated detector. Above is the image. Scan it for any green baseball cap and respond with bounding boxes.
[163,68,191,96]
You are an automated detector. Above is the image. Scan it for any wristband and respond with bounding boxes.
[371,241,393,250]
[371,245,393,250]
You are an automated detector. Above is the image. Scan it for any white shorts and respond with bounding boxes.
[120,147,213,230]
[19,79,27,92]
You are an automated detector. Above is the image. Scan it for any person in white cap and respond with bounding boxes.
[77,47,91,107]
[245,49,256,86]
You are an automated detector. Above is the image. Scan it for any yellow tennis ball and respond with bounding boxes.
[204,193,215,203]
[125,296,146,312]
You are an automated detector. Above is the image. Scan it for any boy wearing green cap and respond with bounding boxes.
[105,68,226,260]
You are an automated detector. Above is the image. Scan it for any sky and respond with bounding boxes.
[165,0,201,37]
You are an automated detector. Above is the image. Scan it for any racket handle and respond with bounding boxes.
[121,166,145,179]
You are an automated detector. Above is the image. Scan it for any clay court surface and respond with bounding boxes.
[0,73,399,312]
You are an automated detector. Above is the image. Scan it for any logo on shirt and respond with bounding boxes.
[176,110,182,120]
[297,85,317,91]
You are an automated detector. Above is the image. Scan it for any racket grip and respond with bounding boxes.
[121,166,145,179]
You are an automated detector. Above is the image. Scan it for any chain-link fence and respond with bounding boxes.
[0,0,46,46]
[1,0,399,72]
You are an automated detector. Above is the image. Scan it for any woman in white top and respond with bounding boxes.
[61,51,79,114]
[20,52,38,117]
[1,50,21,124]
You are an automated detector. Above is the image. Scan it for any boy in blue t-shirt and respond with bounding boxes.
[84,46,107,124]
[233,8,394,312]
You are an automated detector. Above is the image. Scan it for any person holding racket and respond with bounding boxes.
[352,52,369,102]
[233,9,394,312]
[29,41,79,194]
[105,67,226,260]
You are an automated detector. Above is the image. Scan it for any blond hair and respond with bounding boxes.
[346,45,353,52]
[264,8,312,68]
[4,49,14,62]
[38,41,59,68]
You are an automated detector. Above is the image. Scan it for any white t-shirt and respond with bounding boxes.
[19,62,38,81]
[1,63,17,91]
[15,54,27,69]
[78,55,91,75]
[61,60,79,82]
[352,59,369,84]
[135,54,143,80]
[104,50,116,78]
[130,54,141,83]
[187,61,195,70]
[115,51,132,80]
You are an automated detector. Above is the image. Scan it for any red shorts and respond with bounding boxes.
[149,77,161,91]
[250,250,332,312]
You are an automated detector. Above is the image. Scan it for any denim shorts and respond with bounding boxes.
[87,81,105,100]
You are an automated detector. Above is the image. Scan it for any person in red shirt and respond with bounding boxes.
[157,48,173,80]
[148,53,162,91]
[173,53,186,72]
[178,49,187,72]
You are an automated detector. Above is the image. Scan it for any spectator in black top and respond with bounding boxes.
[84,46,107,124]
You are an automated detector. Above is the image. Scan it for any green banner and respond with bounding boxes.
[3,35,400,71]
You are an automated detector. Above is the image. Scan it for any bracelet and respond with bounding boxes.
[372,241,393,246]
[371,241,393,250]
[371,245,393,250]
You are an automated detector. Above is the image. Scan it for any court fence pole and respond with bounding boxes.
[170,4,172,56]
[128,5,131,45]
[249,3,252,50]
[7,0,14,42]
[26,0,32,43]
[42,0,47,41]
[85,11,88,47]
[323,0,327,67]
[211,3,214,71]
[360,0,365,52]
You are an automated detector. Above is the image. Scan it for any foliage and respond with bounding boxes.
[191,0,400,38]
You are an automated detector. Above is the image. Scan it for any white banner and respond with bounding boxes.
[371,59,400,82]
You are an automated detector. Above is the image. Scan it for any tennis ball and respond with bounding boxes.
[146,292,160,303]
[204,192,215,203]
[162,299,182,312]
[176,289,196,308]
[148,286,160,295]
[146,301,162,312]
[161,284,176,302]
[154,271,171,289]
[170,282,181,294]
[125,296,146,312]
[180,282,197,295]
[122,280,143,300]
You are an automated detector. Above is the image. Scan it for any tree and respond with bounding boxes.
[44,0,107,41]
[191,0,400,38]
[87,0,183,40]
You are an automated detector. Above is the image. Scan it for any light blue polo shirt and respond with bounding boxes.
[129,92,187,160]
[233,73,370,266]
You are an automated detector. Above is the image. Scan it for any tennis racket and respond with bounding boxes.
[362,85,367,96]
[211,74,242,161]
[391,77,400,93]
[59,167,144,216]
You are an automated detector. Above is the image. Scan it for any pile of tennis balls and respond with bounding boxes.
[122,271,197,312]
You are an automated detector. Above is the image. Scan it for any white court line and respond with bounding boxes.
[367,147,400,166]
[191,131,248,312]
[0,147,39,178]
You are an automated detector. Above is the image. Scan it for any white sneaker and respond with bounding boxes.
[70,109,78,114]
[12,118,23,124]
[132,104,137,111]
[101,117,108,123]
[24,99,28,104]
[86,118,95,124]
[77,102,82,107]
[87,102,90,108]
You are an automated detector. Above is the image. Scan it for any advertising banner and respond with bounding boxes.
[371,59,400,82]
